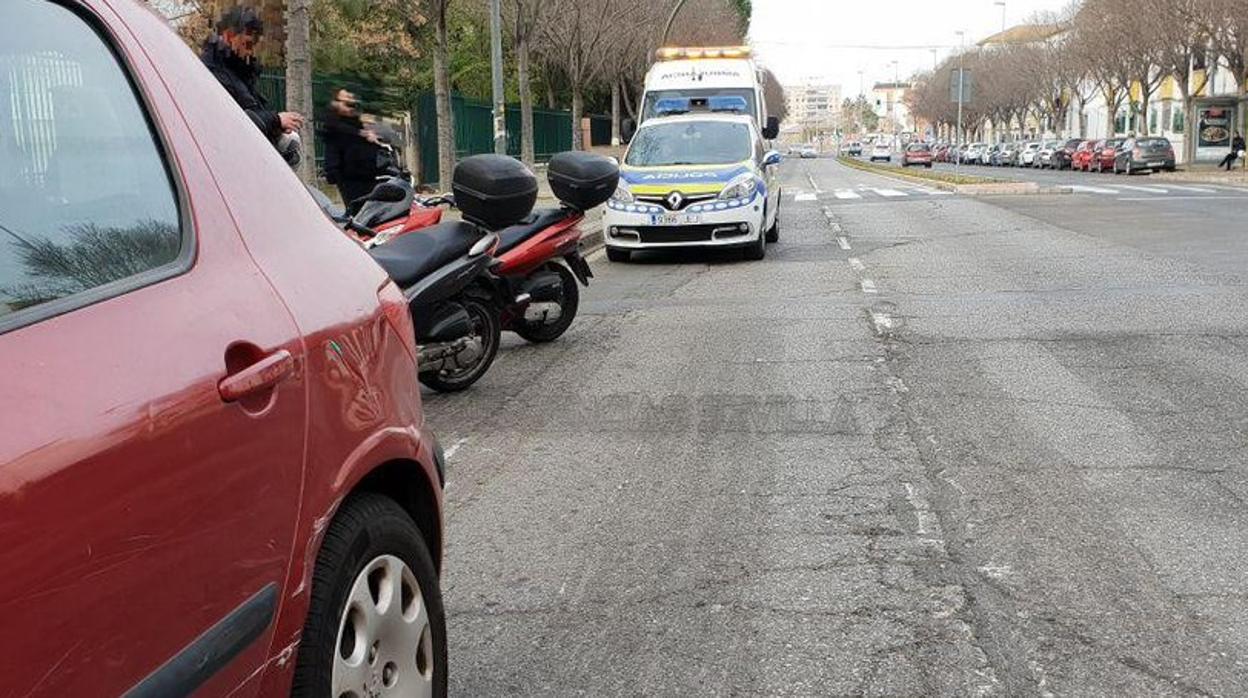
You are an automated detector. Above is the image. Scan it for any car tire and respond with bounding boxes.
[513,263,579,343]
[765,206,780,243]
[291,493,447,698]
[606,247,630,263]
[743,229,766,261]
[419,297,500,393]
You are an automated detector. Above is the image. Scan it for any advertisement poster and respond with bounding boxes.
[1195,106,1235,161]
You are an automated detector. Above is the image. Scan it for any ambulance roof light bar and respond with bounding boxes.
[655,46,752,61]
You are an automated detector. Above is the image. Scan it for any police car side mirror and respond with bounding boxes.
[762,116,780,140]
[763,150,782,167]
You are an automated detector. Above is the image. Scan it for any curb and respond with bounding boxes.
[836,157,1068,196]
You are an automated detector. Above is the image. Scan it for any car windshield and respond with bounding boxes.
[625,121,752,166]
[907,144,929,152]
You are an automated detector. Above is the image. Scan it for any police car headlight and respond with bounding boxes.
[718,173,758,200]
[610,185,634,204]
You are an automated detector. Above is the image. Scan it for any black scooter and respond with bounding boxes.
[309,183,503,393]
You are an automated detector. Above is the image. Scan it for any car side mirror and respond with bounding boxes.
[762,116,780,140]
[763,150,782,167]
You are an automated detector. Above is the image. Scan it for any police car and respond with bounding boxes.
[603,101,782,262]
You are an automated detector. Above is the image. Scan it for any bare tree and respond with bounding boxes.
[285,0,314,182]
[503,0,545,164]
[429,0,456,188]
[537,0,631,150]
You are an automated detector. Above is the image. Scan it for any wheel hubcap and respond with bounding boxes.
[332,554,433,698]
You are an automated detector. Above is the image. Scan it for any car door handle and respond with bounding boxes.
[218,349,295,402]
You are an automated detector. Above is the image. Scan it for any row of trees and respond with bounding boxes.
[154,0,753,187]
[907,0,1248,146]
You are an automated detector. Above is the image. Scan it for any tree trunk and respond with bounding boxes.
[433,2,456,191]
[620,79,637,121]
[1139,88,1151,136]
[284,0,314,183]
[610,81,620,146]
[571,82,584,151]
[546,79,556,109]
[517,33,536,166]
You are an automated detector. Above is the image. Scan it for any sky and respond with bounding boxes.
[749,0,1074,97]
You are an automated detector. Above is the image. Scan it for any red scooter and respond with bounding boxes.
[361,152,619,343]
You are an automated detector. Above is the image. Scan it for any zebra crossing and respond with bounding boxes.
[791,184,955,203]
[1066,183,1248,199]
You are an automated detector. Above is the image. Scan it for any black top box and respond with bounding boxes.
[453,154,538,230]
[547,151,619,212]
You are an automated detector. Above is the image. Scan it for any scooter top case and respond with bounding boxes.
[453,154,538,230]
[547,151,619,212]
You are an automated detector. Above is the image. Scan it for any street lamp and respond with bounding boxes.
[994,1,1006,32]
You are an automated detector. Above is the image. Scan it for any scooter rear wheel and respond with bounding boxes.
[513,263,579,344]
[419,297,501,392]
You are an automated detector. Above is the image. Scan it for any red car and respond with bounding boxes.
[1071,140,1096,171]
[1,1,446,696]
[901,143,934,168]
[1090,138,1125,173]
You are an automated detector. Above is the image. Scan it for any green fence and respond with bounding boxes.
[257,71,580,184]
[414,92,573,182]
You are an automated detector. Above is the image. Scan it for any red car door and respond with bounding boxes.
[0,1,304,695]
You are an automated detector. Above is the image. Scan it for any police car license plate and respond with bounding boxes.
[650,213,701,225]
[1148,161,1163,167]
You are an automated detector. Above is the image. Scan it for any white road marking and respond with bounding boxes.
[1116,184,1170,194]
[1118,195,1248,202]
[794,192,818,202]
[1162,184,1217,193]
[870,311,893,333]
[872,188,908,198]
[834,189,862,199]
[805,172,822,193]
[848,257,865,270]
[444,437,469,460]
[836,236,851,250]
[1068,184,1118,194]
[860,279,877,293]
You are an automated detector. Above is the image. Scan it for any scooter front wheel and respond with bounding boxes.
[513,263,580,344]
[419,298,501,392]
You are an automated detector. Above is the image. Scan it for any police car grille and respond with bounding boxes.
[636,193,718,211]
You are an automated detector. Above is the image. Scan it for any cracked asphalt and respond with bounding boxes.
[424,156,1248,696]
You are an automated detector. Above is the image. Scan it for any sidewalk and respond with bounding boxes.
[1155,161,1248,188]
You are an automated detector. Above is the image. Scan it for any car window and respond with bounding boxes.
[0,0,182,326]
[1138,138,1168,148]
[625,121,752,167]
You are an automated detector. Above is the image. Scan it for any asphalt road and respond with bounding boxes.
[425,156,1248,696]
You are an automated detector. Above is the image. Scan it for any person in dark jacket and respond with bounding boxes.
[201,7,303,148]
[321,89,385,206]
[1220,132,1245,171]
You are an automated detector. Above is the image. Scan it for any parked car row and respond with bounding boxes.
[948,136,1177,174]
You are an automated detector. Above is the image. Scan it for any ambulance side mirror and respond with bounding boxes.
[762,116,780,140]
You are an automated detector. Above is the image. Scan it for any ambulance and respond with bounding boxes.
[633,46,779,140]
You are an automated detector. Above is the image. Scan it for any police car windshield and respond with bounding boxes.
[625,121,752,167]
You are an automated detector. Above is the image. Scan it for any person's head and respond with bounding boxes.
[331,89,359,116]
[216,6,264,59]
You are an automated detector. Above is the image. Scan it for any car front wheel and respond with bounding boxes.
[291,493,447,698]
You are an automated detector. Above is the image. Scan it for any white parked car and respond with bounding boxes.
[869,142,892,162]
[1019,141,1042,166]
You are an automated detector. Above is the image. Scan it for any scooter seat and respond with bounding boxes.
[369,221,481,288]
[495,208,571,255]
